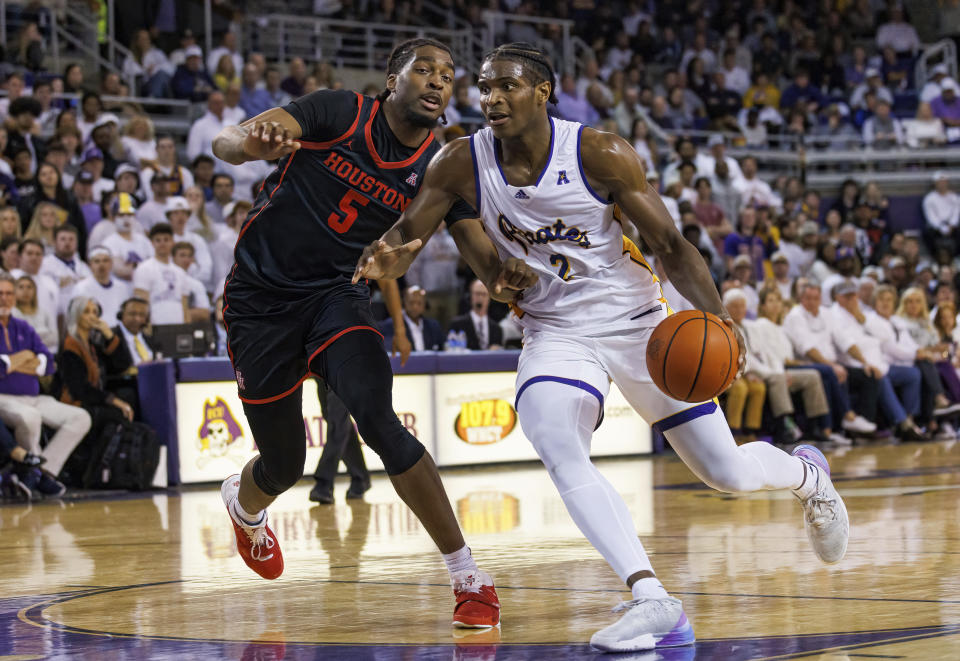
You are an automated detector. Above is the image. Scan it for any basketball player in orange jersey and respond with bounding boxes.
[211,38,537,629]
[355,43,850,653]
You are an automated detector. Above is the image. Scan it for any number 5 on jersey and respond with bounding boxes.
[550,253,572,281]
[328,189,369,233]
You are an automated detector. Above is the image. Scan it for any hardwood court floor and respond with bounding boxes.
[2,440,959,660]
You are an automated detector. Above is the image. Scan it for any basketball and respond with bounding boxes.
[646,310,740,403]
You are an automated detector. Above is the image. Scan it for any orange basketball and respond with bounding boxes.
[646,310,740,403]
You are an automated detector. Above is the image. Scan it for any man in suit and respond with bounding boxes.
[379,285,444,351]
[108,297,155,416]
[308,380,371,504]
[447,280,503,351]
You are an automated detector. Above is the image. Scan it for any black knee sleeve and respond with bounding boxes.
[312,332,425,475]
[242,391,307,496]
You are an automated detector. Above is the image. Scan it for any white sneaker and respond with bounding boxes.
[842,415,876,434]
[791,445,849,564]
[589,596,695,653]
[828,432,852,445]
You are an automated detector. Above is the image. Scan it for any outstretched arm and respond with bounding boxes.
[213,107,302,165]
[353,139,473,282]
[580,128,745,366]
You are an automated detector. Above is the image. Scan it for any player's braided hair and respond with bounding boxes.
[375,37,453,104]
[481,42,558,104]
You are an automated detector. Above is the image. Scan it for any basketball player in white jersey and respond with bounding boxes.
[355,43,849,653]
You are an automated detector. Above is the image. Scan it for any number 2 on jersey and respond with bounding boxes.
[328,189,369,233]
[550,253,572,281]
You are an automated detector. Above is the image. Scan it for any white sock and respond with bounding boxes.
[632,576,669,600]
[443,545,478,576]
[232,499,265,527]
[792,461,821,500]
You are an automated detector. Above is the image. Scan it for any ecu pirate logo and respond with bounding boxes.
[197,398,247,469]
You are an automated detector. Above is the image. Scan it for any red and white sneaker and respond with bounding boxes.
[221,474,284,580]
[451,569,500,628]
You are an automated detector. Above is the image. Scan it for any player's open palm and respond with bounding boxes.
[353,239,422,282]
[243,121,300,161]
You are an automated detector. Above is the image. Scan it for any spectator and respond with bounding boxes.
[555,73,599,125]
[23,201,64,254]
[724,207,766,275]
[101,194,153,281]
[210,199,250,290]
[875,5,920,56]
[18,162,86,251]
[0,72,26,119]
[872,285,958,438]
[121,115,157,169]
[166,195,212,288]
[767,251,794,301]
[904,102,947,148]
[187,92,236,164]
[183,183,217,241]
[380,285,444,352]
[10,239,58,314]
[729,254,760,316]
[743,72,781,110]
[141,134,194,202]
[264,67,291,108]
[0,273,91,479]
[782,281,878,437]
[821,246,860,306]
[207,31,244,80]
[41,225,92,315]
[191,155,215,202]
[281,57,308,98]
[57,296,135,426]
[239,63,273,118]
[171,45,216,101]
[12,275,57,352]
[11,148,36,199]
[862,99,904,149]
[832,279,925,440]
[922,172,960,256]
[33,80,58,137]
[79,147,115,206]
[693,176,734,249]
[708,159,741,224]
[205,173,235,224]
[72,171,101,235]
[5,97,44,174]
[76,92,104,145]
[447,280,503,351]
[113,163,142,202]
[87,115,122,180]
[921,64,953,103]
[719,48,750,96]
[73,246,132,324]
[113,297,155,368]
[222,82,247,124]
[721,289,767,440]
[930,79,960,135]
[697,136,744,184]
[171,242,211,323]
[0,236,19,270]
[850,68,894,110]
[0,206,20,240]
[12,22,43,72]
[169,29,198,68]
[137,173,173,231]
[132,223,188,325]
[733,156,781,211]
[213,54,241,93]
[123,29,174,98]
[811,105,860,150]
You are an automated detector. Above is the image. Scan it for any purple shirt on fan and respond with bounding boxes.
[931,95,960,122]
[0,316,55,397]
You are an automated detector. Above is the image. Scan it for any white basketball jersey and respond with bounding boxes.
[469,117,666,336]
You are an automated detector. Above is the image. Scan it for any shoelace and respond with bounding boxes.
[246,525,275,561]
[806,492,838,526]
[454,574,483,594]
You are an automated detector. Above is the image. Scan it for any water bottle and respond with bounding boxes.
[444,330,459,352]
[457,330,468,353]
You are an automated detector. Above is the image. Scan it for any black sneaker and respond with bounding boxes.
[346,478,371,500]
[309,482,334,504]
[37,471,66,497]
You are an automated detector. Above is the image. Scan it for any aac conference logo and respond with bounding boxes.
[454,398,517,445]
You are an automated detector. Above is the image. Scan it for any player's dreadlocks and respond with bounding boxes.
[375,37,453,104]
[481,42,558,104]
